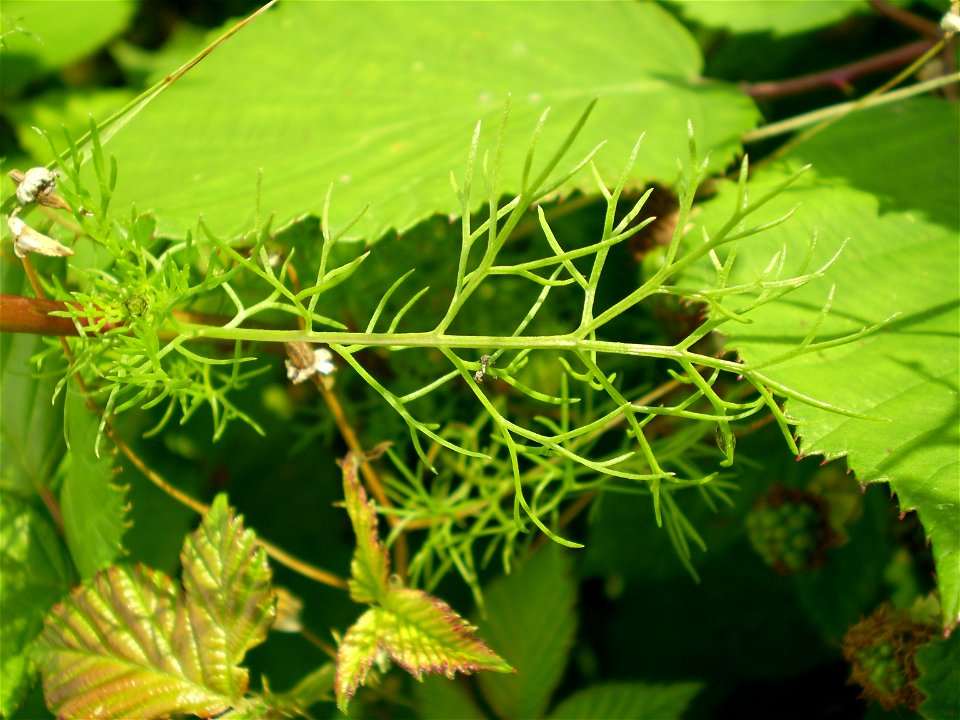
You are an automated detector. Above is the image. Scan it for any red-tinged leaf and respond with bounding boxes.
[334,608,381,712]
[379,587,513,680]
[34,564,233,719]
[342,453,389,604]
[335,590,513,714]
[34,495,276,719]
[180,494,276,698]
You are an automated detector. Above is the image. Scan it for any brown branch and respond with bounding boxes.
[742,39,937,100]
[868,0,942,38]
[0,293,293,344]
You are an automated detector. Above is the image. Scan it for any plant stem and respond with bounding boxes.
[181,323,726,361]
[868,0,942,38]
[315,377,410,578]
[0,293,295,340]
[742,40,936,100]
[743,70,959,144]
[115,424,348,588]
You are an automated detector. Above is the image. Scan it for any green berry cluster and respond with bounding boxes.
[842,604,933,710]
[855,642,906,695]
[745,486,831,573]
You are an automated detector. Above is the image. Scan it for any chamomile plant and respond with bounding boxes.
[8,103,884,602]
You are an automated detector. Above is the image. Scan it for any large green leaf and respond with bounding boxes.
[0,1,137,87]
[916,633,959,720]
[34,494,276,719]
[59,389,127,579]
[0,331,65,497]
[547,682,703,720]
[0,492,73,718]
[671,0,871,36]
[684,98,959,629]
[414,675,486,720]
[476,544,577,720]
[83,2,757,242]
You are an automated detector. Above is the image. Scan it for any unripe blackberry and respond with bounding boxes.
[842,604,933,710]
[745,485,834,573]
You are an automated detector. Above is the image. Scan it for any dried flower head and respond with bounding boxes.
[284,342,335,384]
[6,216,74,258]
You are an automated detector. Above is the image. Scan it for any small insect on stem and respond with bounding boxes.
[474,354,493,383]
[8,167,72,211]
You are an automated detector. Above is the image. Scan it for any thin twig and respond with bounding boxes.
[0,292,295,341]
[744,68,958,146]
[285,256,411,579]
[868,0,942,38]
[113,419,348,588]
[742,40,936,100]
[315,377,410,577]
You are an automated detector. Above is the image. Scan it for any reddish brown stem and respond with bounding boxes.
[1,294,102,335]
[742,39,937,100]
[868,0,942,38]
[0,293,292,341]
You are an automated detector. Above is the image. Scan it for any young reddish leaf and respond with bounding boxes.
[335,588,513,712]
[34,564,233,719]
[34,495,276,719]
[380,588,514,679]
[334,609,382,711]
[180,494,276,697]
[342,453,389,604]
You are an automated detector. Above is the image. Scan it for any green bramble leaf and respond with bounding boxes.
[682,99,960,630]
[89,3,756,243]
[335,591,514,713]
[476,545,576,720]
[378,587,514,680]
[342,452,389,604]
[336,453,512,713]
[179,494,276,696]
[0,492,73,717]
[33,494,276,719]
[334,608,382,711]
[547,681,704,720]
[59,389,128,579]
[916,633,960,720]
